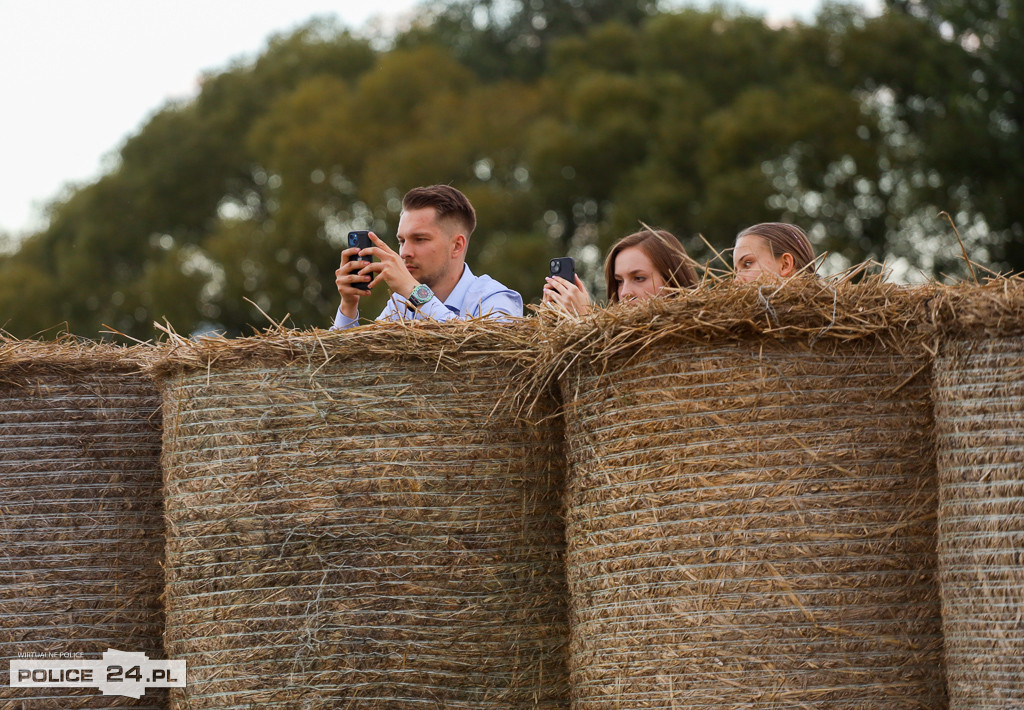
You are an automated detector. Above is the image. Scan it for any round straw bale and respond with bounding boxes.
[935,334,1024,708]
[0,340,166,709]
[548,282,945,708]
[154,323,567,709]
[928,277,1024,342]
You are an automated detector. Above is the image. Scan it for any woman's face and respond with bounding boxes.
[733,234,793,283]
[613,246,666,302]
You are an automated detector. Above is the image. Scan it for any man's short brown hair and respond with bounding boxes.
[402,185,477,237]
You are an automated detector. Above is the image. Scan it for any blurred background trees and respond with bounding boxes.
[1,0,1018,340]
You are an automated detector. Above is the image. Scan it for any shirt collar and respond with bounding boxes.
[442,264,474,314]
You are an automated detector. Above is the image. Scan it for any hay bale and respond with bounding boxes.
[0,339,166,709]
[542,280,946,708]
[153,322,567,709]
[932,279,1024,708]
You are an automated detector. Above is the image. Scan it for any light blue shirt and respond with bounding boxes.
[332,264,523,329]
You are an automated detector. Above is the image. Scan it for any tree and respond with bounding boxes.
[0,20,377,339]
[880,0,1024,272]
[399,0,659,80]
[4,3,1000,340]
[527,8,897,274]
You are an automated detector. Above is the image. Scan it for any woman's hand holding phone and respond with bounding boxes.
[543,257,591,315]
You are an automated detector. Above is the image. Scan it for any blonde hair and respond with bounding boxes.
[736,223,815,273]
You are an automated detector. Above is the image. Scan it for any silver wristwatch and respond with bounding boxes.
[407,283,434,310]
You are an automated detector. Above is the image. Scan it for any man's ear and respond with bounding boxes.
[778,252,796,277]
[451,233,468,260]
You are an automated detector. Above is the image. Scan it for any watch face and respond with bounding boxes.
[412,284,432,302]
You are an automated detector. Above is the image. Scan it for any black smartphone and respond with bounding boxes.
[346,230,373,291]
[549,257,575,285]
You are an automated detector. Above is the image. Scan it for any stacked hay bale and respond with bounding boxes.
[538,279,946,708]
[153,322,567,709]
[0,339,166,709]
[932,279,1024,708]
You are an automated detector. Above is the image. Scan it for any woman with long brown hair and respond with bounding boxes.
[543,229,698,314]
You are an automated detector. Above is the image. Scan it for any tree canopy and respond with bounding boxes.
[1,1,1017,341]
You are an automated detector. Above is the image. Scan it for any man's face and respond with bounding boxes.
[396,206,456,289]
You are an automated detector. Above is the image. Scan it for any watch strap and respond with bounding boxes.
[407,283,434,310]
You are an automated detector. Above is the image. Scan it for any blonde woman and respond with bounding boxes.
[732,222,816,282]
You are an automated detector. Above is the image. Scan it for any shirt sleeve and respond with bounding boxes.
[331,307,359,330]
[470,288,524,321]
[333,280,523,326]
[408,296,460,321]
[332,295,407,328]
[390,291,517,322]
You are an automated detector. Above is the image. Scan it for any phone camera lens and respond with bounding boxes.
[551,261,560,272]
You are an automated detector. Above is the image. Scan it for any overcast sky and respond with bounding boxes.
[0,0,879,238]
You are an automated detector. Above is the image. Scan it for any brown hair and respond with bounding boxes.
[735,222,816,273]
[604,229,698,303]
[402,185,477,238]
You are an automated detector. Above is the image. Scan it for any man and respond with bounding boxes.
[332,185,523,329]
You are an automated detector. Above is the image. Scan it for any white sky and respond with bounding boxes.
[0,0,878,238]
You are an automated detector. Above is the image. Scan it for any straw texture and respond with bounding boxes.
[155,322,568,709]
[0,340,166,709]
[544,281,946,708]
[934,286,1024,708]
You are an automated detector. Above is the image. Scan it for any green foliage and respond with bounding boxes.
[2,2,1019,340]
[3,19,378,339]
[475,230,557,305]
[401,0,659,80]
[879,0,1024,271]
[0,257,63,336]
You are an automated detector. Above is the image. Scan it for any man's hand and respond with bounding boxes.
[335,247,373,319]
[358,231,419,298]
